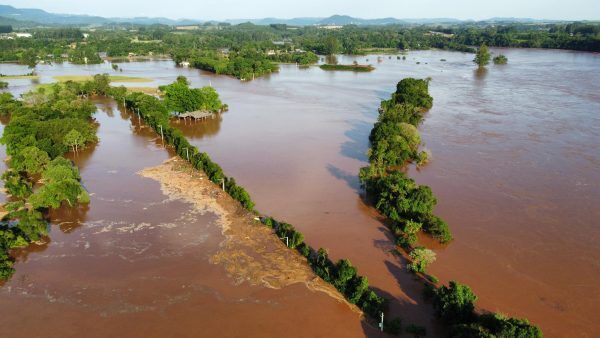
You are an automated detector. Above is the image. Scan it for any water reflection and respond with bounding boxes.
[474,67,489,80]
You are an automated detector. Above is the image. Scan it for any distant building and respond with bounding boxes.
[176,25,200,31]
[427,31,454,38]
[317,25,343,30]
[180,61,190,67]
[15,33,32,38]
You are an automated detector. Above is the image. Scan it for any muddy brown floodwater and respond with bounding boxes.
[0,48,599,337]
[0,99,370,337]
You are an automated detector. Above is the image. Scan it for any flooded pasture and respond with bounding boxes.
[1,48,599,337]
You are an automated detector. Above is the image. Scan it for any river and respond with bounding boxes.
[0,48,598,337]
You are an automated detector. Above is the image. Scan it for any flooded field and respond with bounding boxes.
[0,99,367,337]
[1,48,599,337]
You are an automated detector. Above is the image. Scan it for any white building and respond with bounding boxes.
[15,33,32,38]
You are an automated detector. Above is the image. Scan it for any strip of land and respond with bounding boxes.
[53,75,152,83]
[319,64,375,72]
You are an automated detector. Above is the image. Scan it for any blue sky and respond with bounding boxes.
[3,0,599,20]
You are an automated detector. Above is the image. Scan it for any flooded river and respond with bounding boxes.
[1,48,599,337]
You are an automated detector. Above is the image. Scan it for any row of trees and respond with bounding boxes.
[119,83,255,212]
[0,78,105,279]
[188,49,279,80]
[160,76,226,113]
[428,281,542,337]
[359,78,541,336]
[473,44,508,68]
[360,78,452,246]
[115,82,403,332]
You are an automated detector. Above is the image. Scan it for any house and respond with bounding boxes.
[318,25,343,30]
[180,61,190,67]
[15,33,32,38]
[176,25,199,31]
[266,50,276,56]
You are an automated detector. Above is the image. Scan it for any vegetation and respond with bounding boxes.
[355,77,540,336]
[53,75,151,83]
[0,81,7,89]
[408,247,436,273]
[268,51,319,65]
[319,64,374,72]
[0,77,106,280]
[159,76,225,113]
[474,44,491,68]
[360,78,451,248]
[113,80,399,329]
[428,281,542,337]
[186,49,279,80]
[493,54,508,65]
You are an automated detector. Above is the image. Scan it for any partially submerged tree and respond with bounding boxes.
[474,44,491,68]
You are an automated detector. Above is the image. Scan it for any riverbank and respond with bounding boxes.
[139,157,358,308]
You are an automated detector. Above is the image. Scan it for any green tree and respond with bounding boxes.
[393,78,433,110]
[64,129,84,152]
[11,146,50,174]
[433,281,477,324]
[408,247,436,273]
[493,54,508,65]
[19,49,37,69]
[474,44,491,68]
[323,36,342,55]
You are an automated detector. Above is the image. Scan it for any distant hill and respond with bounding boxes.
[0,15,44,28]
[0,5,572,28]
[0,5,202,26]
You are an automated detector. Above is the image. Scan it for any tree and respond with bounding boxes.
[493,54,508,65]
[323,36,342,55]
[393,78,433,110]
[11,146,50,174]
[474,44,491,68]
[64,129,84,152]
[19,49,37,69]
[408,247,436,273]
[433,281,478,325]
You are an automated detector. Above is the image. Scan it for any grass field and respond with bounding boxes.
[319,64,375,72]
[52,75,153,83]
[0,75,40,79]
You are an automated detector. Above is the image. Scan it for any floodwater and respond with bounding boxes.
[1,48,599,337]
[0,97,369,337]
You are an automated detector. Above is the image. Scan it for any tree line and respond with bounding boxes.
[110,79,408,332]
[3,21,596,78]
[0,76,112,279]
[359,78,541,337]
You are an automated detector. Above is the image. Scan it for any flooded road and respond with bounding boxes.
[1,48,599,337]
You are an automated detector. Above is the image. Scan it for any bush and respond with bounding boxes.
[433,281,477,325]
[493,54,508,65]
[393,78,433,110]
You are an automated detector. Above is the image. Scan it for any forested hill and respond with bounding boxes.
[0,4,582,27]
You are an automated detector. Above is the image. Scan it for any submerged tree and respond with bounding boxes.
[408,247,436,273]
[64,129,84,152]
[474,44,491,68]
[493,54,508,65]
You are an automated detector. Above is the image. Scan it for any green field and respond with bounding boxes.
[53,75,153,83]
[319,64,375,72]
[0,75,40,79]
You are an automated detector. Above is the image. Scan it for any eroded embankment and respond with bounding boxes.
[139,157,360,314]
